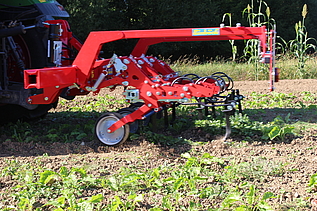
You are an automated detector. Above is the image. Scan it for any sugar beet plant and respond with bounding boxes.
[0,153,279,210]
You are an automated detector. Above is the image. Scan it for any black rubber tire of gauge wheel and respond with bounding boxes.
[117,107,139,134]
[94,112,130,146]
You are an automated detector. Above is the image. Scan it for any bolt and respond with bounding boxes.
[227,105,233,110]
[107,129,111,133]
[122,65,127,70]
[183,86,189,92]
[154,108,159,112]
[138,60,144,65]
[156,92,161,95]
[44,97,49,101]
[123,59,130,64]
[149,58,155,62]
[234,97,238,101]
[147,91,152,96]
[144,80,148,84]
[168,91,173,95]
[55,86,60,88]
[27,98,32,104]
[122,81,129,86]
[180,93,185,97]
[147,104,152,107]
[155,84,160,88]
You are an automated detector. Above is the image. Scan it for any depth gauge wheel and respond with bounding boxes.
[94,112,130,146]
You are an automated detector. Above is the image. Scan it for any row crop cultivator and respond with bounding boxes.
[24,23,276,146]
[0,1,277,146]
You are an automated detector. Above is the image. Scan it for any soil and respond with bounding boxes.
[1,79,317,210]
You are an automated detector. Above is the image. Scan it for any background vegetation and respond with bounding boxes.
[57,0,317,60]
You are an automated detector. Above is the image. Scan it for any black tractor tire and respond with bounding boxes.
[0,27,57,125]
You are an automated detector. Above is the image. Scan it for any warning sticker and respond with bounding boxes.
[192,28,220,36]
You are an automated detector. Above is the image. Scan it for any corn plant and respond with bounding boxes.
[242,0,276,80]
[222,13,237,62]
[284,4,317,78]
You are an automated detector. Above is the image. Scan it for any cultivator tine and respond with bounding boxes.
[171,103,177,125]
[223,113,232,141]
[150,113,158,132]
[164,108,169,128]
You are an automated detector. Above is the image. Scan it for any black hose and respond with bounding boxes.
[15,8,38,19]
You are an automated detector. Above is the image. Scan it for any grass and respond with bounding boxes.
[171,55,317,81]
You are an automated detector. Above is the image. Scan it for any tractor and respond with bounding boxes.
[0,0,277,146]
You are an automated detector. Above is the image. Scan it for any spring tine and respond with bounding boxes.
[164,108,169,128]
[223,113,232,140]
[171,77,194,86]
[150,113,158,132]
[171,103,176,125]
[204,98,209,116]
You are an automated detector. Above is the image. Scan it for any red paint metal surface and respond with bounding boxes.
[23,21,274,133]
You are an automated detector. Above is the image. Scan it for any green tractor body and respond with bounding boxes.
[0,0,69,18]
[0,0,56,7]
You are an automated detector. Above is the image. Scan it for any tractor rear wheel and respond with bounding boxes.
[0,29,57,124]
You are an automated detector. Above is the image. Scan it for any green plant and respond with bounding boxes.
[282,4,317,78]
[241,0,275,80]
[45,191,104,211]
[221,157,285,184]
[219,184,275,210]
[261,114,295,141]
[308,173,317,192]
[7,166,102,210]
[107,194,143,211]
[222,13,237,62]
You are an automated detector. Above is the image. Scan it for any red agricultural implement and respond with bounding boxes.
[24,22,276,145]
[0,1,277,146]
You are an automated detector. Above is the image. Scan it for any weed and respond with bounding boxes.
[220,183,275,210]
[220,156,285,184]
[261,114,295,141]
[308,173,317,192]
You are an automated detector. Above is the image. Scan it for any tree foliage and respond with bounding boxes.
[58,0,317,59]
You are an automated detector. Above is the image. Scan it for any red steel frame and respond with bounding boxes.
[24,22,273,132]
